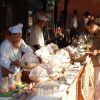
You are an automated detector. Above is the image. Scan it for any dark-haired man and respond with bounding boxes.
[86,21,100,100]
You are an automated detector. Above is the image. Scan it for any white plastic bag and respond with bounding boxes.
[20,52,39,68]
[29,65,48,79]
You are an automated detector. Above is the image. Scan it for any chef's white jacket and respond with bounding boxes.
[29,25,45,47]
[0,39,33,71]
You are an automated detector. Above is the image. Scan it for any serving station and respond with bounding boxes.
[0,41,94,100]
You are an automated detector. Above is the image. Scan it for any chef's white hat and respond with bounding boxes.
[8,23,23,34]
[38,14,49,22]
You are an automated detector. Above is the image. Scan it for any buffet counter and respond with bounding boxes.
[31,56,93,100]
[0,42,94,100]
[0,56,94,100]
[30,64,84,100]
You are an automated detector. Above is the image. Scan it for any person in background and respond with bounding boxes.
[0,23,33,92]
[57,11,65,29]
[86,20,100,100]
[29,14,49,51]
[69,9,79,43]
[83,11,91,29]
[55,26,66,48]
[89,15,95,22]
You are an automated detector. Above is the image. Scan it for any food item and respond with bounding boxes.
[26,63,38,69]
[20,52,39,69]
[16,82,26,89]
[11,88,37,100]
[9,85,16,90]
[0,91,12,97]
[29,65,49,83]
[49,73,58,79]
[0,89,8,93]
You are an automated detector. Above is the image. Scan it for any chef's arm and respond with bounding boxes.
[0,66,13,77]
[97,50,100,54]
[71,54,88,63]
[86,50,98,56]
[0,60,20,77]
[20,39,33,53]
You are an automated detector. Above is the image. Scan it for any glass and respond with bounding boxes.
[0,77,9,92]
[8,74,15,87]
[14,72,22,83]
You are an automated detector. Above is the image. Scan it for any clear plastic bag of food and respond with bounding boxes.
[19,53,40,69]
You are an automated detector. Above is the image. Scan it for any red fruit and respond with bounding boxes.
[9,85,16,90]
[0,89,8,93]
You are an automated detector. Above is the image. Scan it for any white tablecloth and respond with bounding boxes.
[31,65,84,100]
[0,64,84,100]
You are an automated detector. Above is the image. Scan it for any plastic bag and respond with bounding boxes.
[29,65,48,79]
[19,53,39,68]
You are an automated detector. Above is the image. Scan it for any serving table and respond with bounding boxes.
[0,56,94,100]
[30,64,84,100]
[30,56,94,100]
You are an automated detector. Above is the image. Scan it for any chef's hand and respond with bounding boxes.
[85,51,92,55]
[11,60,20,67]
[86,50,98,56]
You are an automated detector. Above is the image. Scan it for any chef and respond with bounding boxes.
[0,23,33,77]
[29,14,49,51]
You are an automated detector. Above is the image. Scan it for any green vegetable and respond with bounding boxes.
[0,89,20,97]
[9,89,19,94]
[0,92,12,97]
[16,83,26,89]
